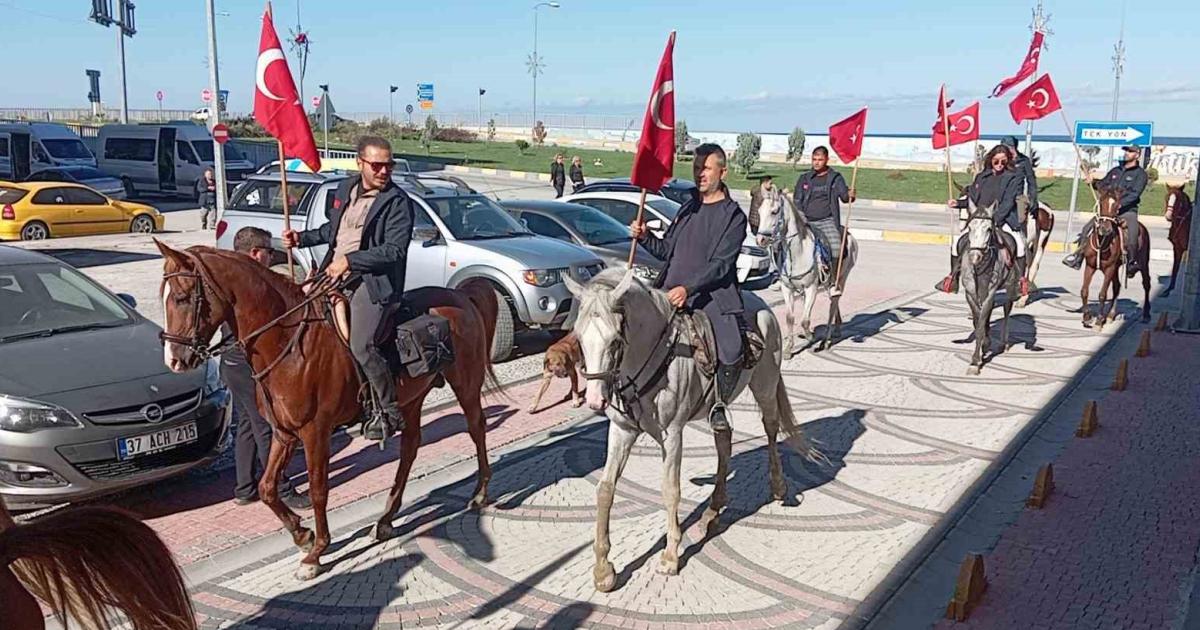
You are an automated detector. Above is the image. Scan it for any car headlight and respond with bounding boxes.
[522,268,567,287]
[0,395,83,433]
[203,358,224,396]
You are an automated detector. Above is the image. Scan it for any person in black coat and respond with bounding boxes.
[631,143,747,432]
[282,136,414,442]
[550,154,567,198]
[1000,136,1039,224]
[1062,145,1149,276]
[569,155,586,192]
[196,169,217,229]
[937,144,1026,294]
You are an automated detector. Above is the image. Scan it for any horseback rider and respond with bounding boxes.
[1061,145,1148,277]
[282,136,414,442]
[937,145,1027,295]
[793,146,856,296]
[629,143,748,432]
[1001,135,1039,225]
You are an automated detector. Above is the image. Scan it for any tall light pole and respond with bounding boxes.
[205,0,227,219]
[319,83,330,156]
[478,88,486,135]
[528,2,559,130]
[389,85,398,127]
[90,0,135,124]
[1108,0,1127,167]
[1025,0,1052,158]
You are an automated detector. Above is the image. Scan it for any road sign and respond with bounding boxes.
[420,101,433,110]
[1074,120,1154,147]
[405,104,413,115]
[217,90,229,111]
[312,96,320,108]
[201,88,213,103]
[417,83,434,100]
[212,124,229,144]
[155,90,164,102]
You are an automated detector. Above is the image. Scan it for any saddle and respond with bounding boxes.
[328,294,455,381]
[955,231,1018,269]
[679,309,765,379]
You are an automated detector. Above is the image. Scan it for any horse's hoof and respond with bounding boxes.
[467,493,488,511]
[573,398,585,408]
[657,554,679,576]
[373,521,394,542]
[294,562,324,581]
[593,562,617,592]
[1141,314,1151,323]
[701,509,721,535]
[966,366,980,376]
[771,481,788,502]
[527,406,538,414]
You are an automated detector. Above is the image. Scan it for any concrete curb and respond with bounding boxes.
[444,163,552,183]
[848,227,1175,261]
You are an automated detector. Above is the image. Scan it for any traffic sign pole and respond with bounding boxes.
[205,0,228,224]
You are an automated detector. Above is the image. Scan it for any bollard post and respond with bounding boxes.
[1076,401,1099,437]
[945,554,988,621]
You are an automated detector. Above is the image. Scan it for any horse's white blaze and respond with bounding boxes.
[575,318,617,410]
[1168,193,1177,210]
[161,282,189,372]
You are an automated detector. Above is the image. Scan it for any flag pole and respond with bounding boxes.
[941,88,957,247]
[277,140,296,280]
[832,159,859,293]
[628,188,648,267]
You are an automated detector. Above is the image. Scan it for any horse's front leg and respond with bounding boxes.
[1164,247,1182,296]
[295,426,332,580]
[1080,264,1095,327]
[781,283,797,356]
[1096,268,1114,331]
[701,425,733,534]
[258,432,309,551]
[594,420,639,592]
[657,426,684,576]
[821,294,842,351]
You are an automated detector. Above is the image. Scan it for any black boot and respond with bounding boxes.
[1062,249,1084,270]
[709,362,739,432]
[360,352,403,442]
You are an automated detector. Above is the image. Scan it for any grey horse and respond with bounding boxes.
[960,200,1020,374]
[563,268,822,592]
[755,194,858,354]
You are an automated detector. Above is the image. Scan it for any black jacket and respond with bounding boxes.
[298,176,414,304]
[569,163,585,185]
[195,178,216,208]
[1013,151,1038,209]
[793,169,850,224]
[550,162,566,185]
[639,191,746,315]
[1092,164,1148,214]
[955,168,1022,231]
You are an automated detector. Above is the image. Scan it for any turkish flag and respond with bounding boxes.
[254,2,320,172]
[630,32,675,192]
[1009,74,1062,123]
[991,31,1045,98]
[828,107,868,164]
[932,101,980,149]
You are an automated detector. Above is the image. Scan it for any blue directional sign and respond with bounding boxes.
[417,83,434,101]
[1074,120,1153,147]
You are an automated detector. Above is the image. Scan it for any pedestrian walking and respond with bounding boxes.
[569,155,586,192]
[224,226,310,509]
[551,153,566,198]
[196,169,217,230]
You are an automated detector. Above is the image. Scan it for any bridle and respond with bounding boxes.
[579,300,682,414]
[964,205,999,268]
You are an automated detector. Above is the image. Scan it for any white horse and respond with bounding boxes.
[563,269,821,592]
[756,194,859,354]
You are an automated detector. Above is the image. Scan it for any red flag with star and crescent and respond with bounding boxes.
[253,1,320,172]
[630,31,676,192]
[932,101,980,149]
[828,107,868,164]
[991,30,1045,98]
[1009,74,1062,123]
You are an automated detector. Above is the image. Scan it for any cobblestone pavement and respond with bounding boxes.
[179,285,1137,630]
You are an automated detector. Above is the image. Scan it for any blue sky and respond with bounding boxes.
[1,0,1197,136]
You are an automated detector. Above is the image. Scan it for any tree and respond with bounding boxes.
[787,127,806,169]
[514,139,530,154]
[674,119,689,155]
[532,120,548,145]
[1081,146,1102,174]
[421,116,439,154]
[733,133,761,174]
[487,118,497,142]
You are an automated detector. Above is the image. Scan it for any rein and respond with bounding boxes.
[582,307,682,415]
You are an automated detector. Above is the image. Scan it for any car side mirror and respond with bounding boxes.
[645,218,664,231]
[413,226,440,247]
[116,293,138,308]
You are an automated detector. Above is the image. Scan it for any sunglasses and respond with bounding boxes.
[991,159,1009,165]
[361,160,396,172]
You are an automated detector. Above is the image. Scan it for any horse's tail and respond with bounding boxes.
[0,504,196,630]
[456,277,507,398]
[773,378,829,466]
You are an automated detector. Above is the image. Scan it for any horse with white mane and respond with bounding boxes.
[564,268,822,592]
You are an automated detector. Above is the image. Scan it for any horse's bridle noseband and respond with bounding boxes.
[160,256,237,362]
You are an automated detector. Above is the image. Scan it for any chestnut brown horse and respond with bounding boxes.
[156,242,500,580]
[1079,186,1151,329]
[1162,184,1193,297]
[1,496,195,630]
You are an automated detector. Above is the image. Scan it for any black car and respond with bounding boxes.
[573,177,698,206]
[24,167,126,199]
[502,199,662,282]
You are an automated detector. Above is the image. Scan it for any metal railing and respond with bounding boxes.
[0,107,246,123]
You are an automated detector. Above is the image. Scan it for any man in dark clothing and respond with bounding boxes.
[793,146,855,294]
[550,154,567,198]
[196,169,217,229]
[1000,136,1038,225]
[937,145,1026,294]
[1062,145,1148,277]
[631,143,747,432]
[569,155,586,193]
[283,136,414,442]
[224,227,310,509]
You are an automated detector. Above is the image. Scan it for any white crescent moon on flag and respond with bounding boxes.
[649,80,674,131]
[1030,88,1050,109]
[256,48,286,102]
[957,115,975,135]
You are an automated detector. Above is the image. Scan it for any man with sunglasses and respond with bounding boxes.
[1061,145,1148,277]
[283,136,414,442]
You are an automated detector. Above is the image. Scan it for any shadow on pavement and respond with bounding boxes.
[807,306,929,352]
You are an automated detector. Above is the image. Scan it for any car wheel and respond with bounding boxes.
[130,215,156,234]
[490,289,516,362]
[20,221,49,241]
[122,177,137,199]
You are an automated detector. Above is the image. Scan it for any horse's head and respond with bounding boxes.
[755,189,788,245]
[965,199,996,266]
[1096,185,1123,237]
[563,268,638,411]
[156,240,231,373]
[1165,184,1188,220]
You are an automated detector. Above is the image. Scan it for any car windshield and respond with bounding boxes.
[192,141,247,162]
[42,139,93,160]
[63,167,106,180]
[647,198,681,220]
[555,206,631,246]
[426,196,534,240]
[0,262,134,343]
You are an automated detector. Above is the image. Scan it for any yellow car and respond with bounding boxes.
[0,181,164,241]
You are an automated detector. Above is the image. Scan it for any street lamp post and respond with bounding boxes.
[89,0,135,124]
[205,0,227,220]
[389,85,398,127]
[530,2,559,130]
[319,83,329,157]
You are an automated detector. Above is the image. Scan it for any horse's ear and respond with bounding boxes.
[154,238,192,269]
[562,271,585,297]
[611,269,635,302]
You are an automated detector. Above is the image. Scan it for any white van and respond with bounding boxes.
[95,123,256,199]
[0,123,96,180]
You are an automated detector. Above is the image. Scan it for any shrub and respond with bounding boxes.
[787,127,806,169]
[1146,166,1160,184]
[732,133,761,174]
[487,118,497,142]
[515,139,530,154]
[420,116,439,154]
[435,127,479,143]
[886,170,906,181]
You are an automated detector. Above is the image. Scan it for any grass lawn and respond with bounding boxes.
[261,136,1174,215]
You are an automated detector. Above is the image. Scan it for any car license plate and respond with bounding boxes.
[117,423,198,460]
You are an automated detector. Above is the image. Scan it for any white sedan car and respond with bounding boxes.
[559,191,773,289]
